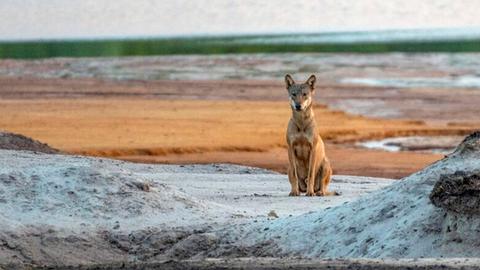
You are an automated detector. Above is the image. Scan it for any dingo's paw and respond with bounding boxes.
[305,190,315,196]
[289,190,300,196]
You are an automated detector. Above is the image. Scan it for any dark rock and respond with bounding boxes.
[0,131,59,154]
[430,171,480,214]
[128,181,151,192]
[451,131,480,156]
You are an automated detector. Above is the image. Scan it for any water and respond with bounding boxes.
[342,76,480,89]
[358,136,465,154]
[233,28,480,45]
[3,1,480,58]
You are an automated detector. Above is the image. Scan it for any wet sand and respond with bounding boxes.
[5,53,480,124]
[0,78,476,179]
[1,54,480,178]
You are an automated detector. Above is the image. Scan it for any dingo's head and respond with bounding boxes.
[284,74,316,112]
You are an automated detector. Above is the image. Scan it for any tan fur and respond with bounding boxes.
[284,74,337,197]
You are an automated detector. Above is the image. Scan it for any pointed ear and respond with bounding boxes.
[285,74,295,89]
[306,75,316,90]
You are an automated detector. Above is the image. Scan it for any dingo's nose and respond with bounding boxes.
[295,104,302,111]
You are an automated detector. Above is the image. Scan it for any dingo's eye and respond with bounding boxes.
[303,93,307,97]
[292,93,296,97]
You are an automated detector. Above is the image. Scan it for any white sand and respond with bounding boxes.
[233,135,480,258]
[0,150,391,233]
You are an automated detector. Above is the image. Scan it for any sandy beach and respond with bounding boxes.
[2,54,480,178]
[0,54,480,178]
[0,85,470,179]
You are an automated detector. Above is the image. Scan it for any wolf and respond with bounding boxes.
[284,74,337,196]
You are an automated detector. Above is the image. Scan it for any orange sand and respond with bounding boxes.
[0,98,474,178]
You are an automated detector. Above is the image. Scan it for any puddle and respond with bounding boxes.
[342,76,480,89]
[357,136,465,154]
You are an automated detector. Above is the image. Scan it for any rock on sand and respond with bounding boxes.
[0,131,59,154]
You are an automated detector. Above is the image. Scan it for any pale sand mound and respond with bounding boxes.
[0,151,239,266]
[0,151,236,232]
[0,131,59,154]
[230,132,480,259]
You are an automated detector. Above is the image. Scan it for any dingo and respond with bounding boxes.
[284,74,337,196]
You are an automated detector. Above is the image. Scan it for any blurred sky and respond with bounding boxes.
[1,0,480,41]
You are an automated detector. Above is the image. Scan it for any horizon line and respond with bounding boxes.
[2,26,480,43]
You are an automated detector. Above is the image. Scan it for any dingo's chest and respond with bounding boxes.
[291,135,311,161]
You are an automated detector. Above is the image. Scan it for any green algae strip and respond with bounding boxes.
[2,34,480,59]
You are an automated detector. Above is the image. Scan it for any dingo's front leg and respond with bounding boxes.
[287,147,300,196]
[306,143,317,196]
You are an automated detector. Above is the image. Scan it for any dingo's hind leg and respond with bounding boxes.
[315,159,339,196]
